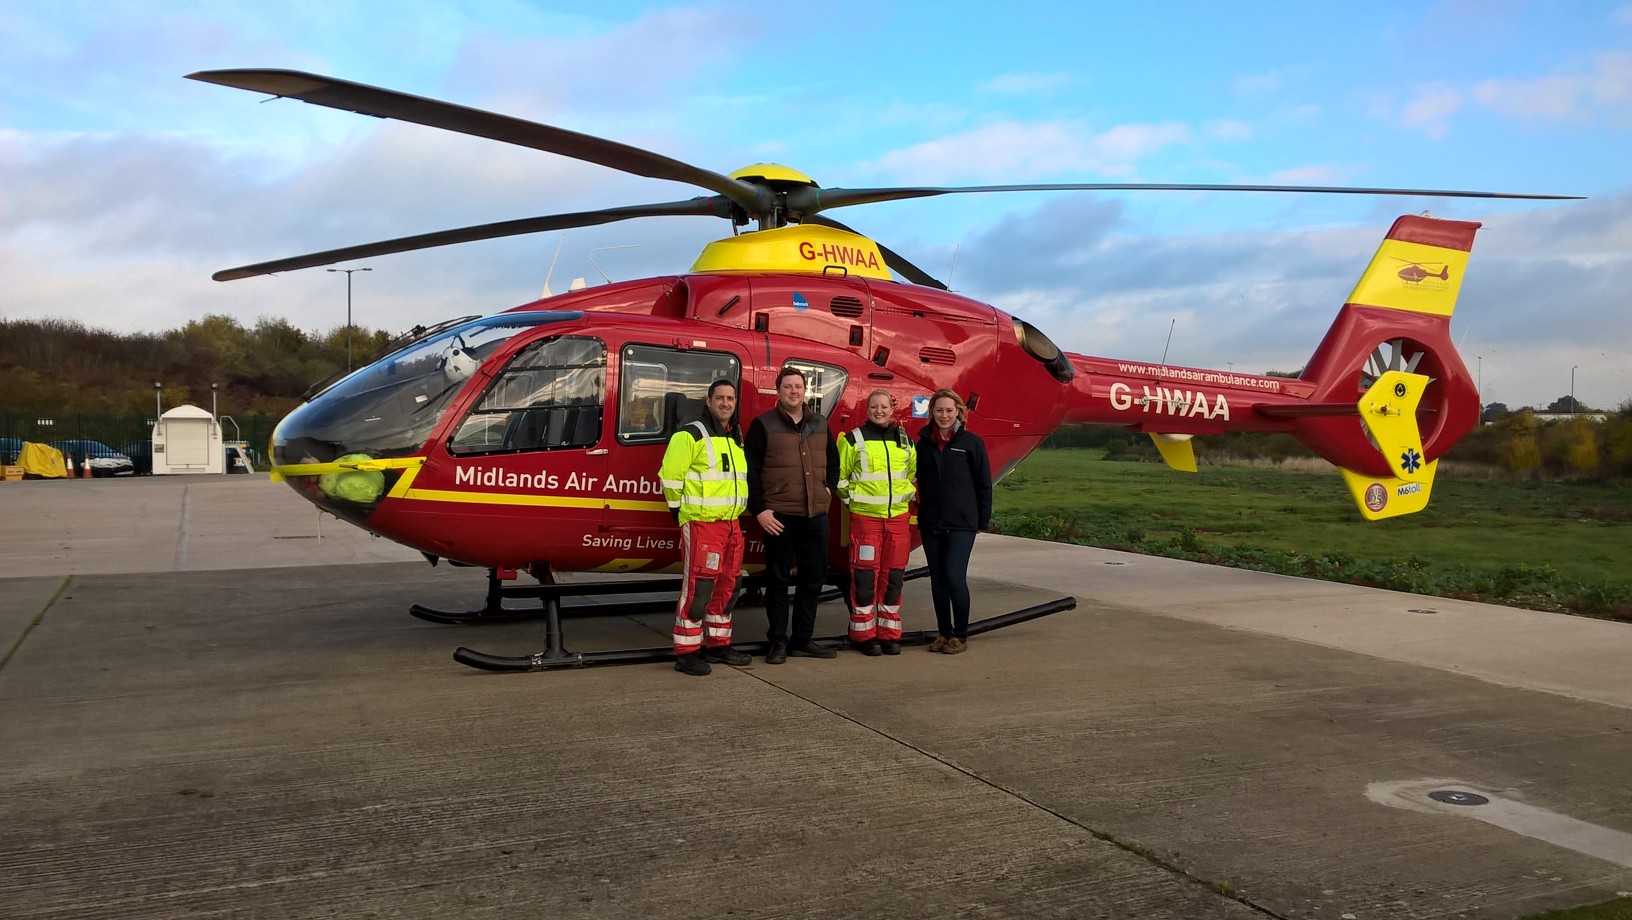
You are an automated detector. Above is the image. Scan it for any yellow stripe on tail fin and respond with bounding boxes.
[1345,232,1471,317]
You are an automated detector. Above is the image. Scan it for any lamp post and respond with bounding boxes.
[327,267,372,371]
[1475,355,1481,398]
[154,381,163,420]
[1570,365,1578,414]
[211,382,218,420]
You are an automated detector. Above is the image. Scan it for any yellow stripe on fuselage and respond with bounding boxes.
[277,457,671,512]
[1345,238,1470,316]
[395,486,669,513]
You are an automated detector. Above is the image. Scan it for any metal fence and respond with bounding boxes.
[2,409,283,454]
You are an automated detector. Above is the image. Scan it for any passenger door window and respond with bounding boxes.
[780,359,848,420]
[448,335,606,454]
[617,345,742,445]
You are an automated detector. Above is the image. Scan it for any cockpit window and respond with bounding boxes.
[273,311,573,466]
[448,335,606,454]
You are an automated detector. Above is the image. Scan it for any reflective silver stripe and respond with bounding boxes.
[705,627,732,638]
[661,478,684,489]
[682,494,745,506]
[851,471,890,482]
[686,471,742,481]
[849,493,894,505]
[689,421,718,472]
[851,427,870,475]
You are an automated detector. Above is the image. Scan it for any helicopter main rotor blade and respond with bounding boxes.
[187,69,772,216]
[212,197,733,281]
[802,216,948,290]
[786,183,1583,215]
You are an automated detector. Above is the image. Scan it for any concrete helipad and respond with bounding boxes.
[2,474,1630,918]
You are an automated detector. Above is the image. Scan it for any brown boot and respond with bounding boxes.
[942,638,967,655]
[928,636,949,653]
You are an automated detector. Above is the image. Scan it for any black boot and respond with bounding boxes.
[703,645,751,666]
[674,652,712,676]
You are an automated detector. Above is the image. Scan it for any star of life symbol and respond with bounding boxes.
[1399,448,1423,474]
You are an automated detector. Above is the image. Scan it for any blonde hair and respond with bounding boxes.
[929,388,966,422]
[865,389,895,409]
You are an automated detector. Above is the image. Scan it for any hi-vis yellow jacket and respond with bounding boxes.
[837,422,916,519]
[659,417,748,525]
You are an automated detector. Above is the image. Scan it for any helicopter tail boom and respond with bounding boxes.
[1053,214,1482,520]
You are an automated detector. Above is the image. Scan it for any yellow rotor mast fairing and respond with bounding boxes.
[689,164,896,281]
[692,224,895,281]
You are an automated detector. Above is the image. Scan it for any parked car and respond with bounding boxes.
[120,440,155,475]
[49,440,135,477]
[1,437,22,466]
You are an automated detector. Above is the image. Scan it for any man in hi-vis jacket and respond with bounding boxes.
[659,380,752,677]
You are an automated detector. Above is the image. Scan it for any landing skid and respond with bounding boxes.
[452,594,1075,673]
[412,565,929,624]
[409,569,685,624]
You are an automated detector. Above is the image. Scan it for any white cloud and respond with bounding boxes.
[1399,84,1463,139]
[1232,71,1282,96]
[1265,164,1351,185]
[977,72,1072,96]
[1471,50,1632,122]
[865,119,1192,183]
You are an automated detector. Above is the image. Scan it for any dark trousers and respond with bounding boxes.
[921,528,977,640]
[763,512,829,647]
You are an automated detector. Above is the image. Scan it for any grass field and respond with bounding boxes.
[992,450,1632,620]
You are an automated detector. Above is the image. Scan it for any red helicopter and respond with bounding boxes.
[190,69,1575,670]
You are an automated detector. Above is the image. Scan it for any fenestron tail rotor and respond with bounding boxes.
[190,68,1583,284]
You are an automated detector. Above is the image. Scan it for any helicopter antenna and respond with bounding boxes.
[587,244,641,284]
[541,233,567,298]
[1159,318,1177,367]
[946,242,962,290]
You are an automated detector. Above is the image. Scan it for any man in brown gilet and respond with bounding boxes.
[745,367,841,664]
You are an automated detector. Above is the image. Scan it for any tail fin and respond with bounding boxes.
[1293,215,1482,519]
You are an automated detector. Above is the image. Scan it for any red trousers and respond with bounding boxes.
[672,518,745,656]
[846,512,911,643]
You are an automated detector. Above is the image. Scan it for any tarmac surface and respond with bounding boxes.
[2,474,1630,919]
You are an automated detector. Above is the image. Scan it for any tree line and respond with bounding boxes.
[1047,404,1632,481]
[0,315,397,417]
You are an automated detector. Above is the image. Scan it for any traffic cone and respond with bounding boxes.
[79,456,93,479]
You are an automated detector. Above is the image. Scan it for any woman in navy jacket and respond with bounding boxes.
[914,389,993,654]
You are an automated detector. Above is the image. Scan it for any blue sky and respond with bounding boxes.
[3,0,1629,409]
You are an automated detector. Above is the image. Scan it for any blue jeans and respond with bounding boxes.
[921,529,976,640]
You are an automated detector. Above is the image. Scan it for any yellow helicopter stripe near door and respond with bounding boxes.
[276,459,668,512]
[399,485,669,512]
